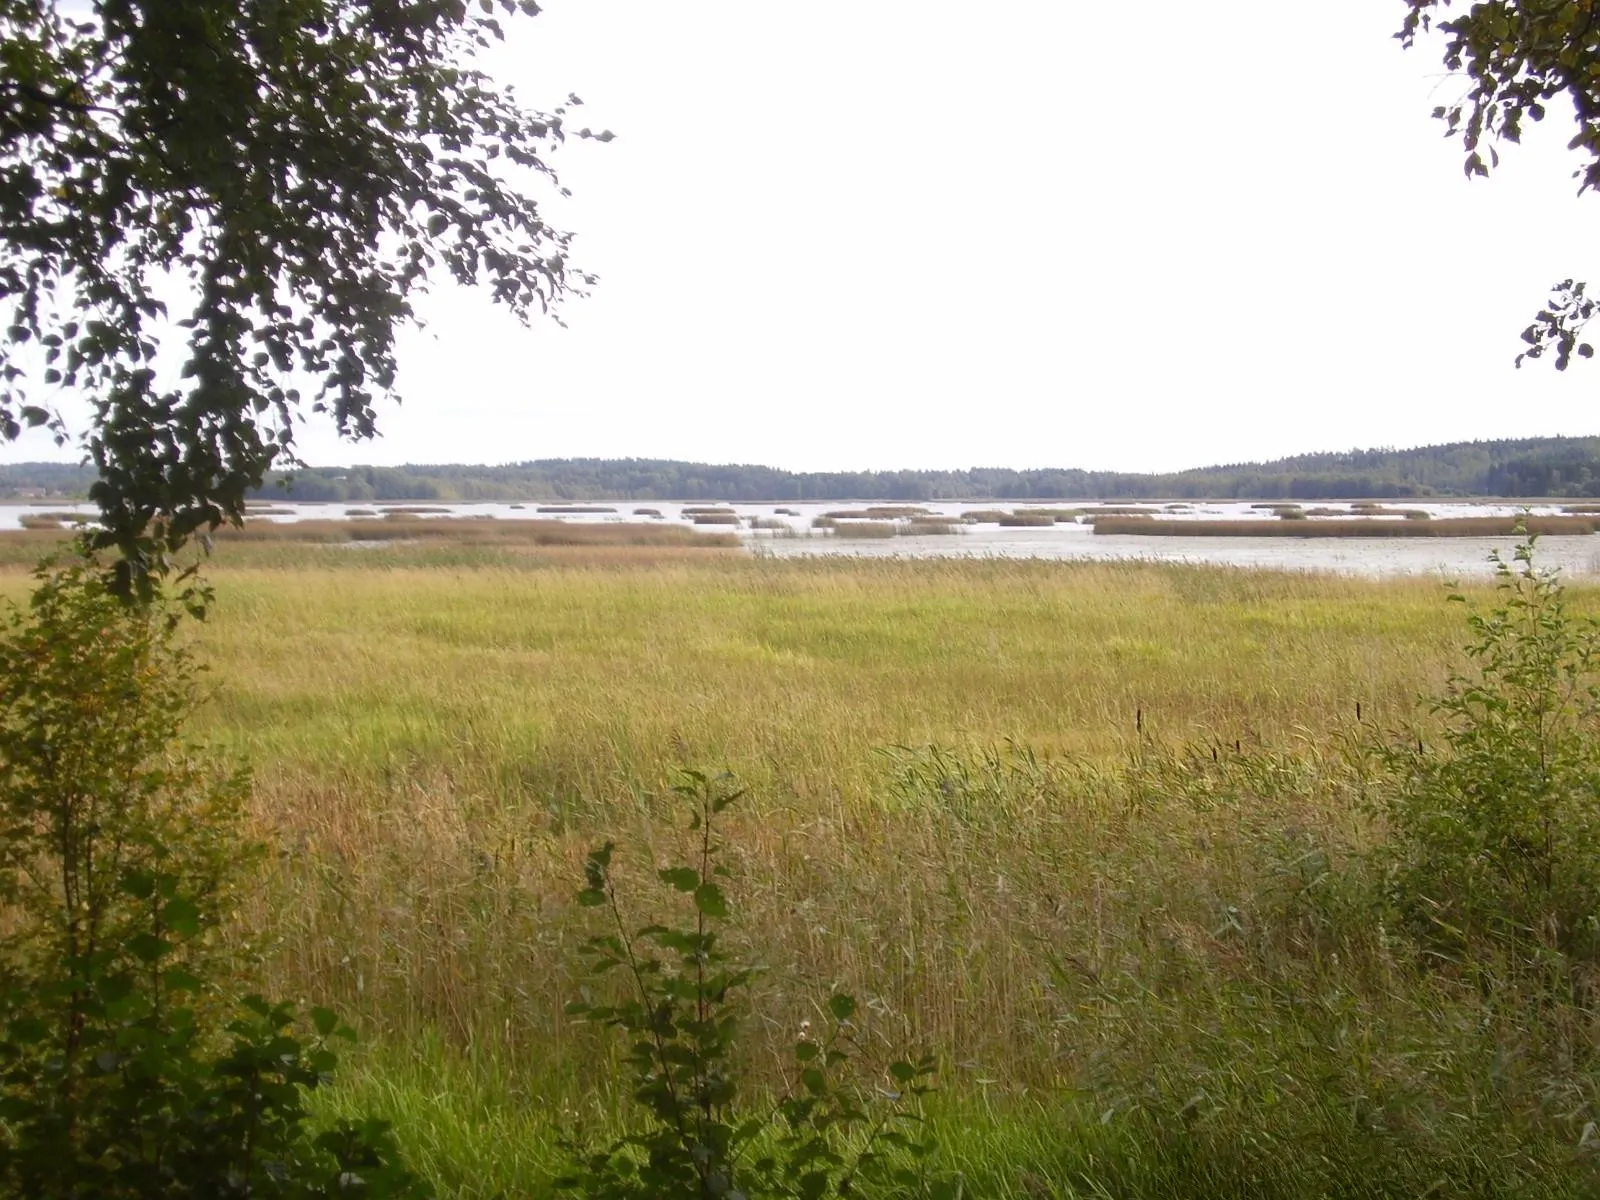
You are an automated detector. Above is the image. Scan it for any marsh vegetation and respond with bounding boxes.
[1,529,1595,1196]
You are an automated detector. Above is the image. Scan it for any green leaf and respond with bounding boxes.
[694,882,728,918]
[127,932,172,963]
[161,895,201,937]
[659,866,699,892]
[162,967,204,993]
[311,1006,341,1037]
[827,992,857,1021]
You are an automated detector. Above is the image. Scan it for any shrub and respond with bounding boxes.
[1371,536,1600,968]
[0,550,424,1197]
[560,771,948,1200]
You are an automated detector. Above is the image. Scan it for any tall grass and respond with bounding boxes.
[6,544,1595,1195]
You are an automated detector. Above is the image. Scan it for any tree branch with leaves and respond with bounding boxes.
[0,0,607,596]
[1400,0,1600,372]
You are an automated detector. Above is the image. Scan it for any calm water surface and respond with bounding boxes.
[10,499,1598,579]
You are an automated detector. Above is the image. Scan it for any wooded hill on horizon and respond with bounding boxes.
[6,436,1600,502]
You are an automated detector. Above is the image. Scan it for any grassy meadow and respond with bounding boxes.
[5,533,1598,1197]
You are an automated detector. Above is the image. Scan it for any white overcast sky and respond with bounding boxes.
[8,0,1600,474]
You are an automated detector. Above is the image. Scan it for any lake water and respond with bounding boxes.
[10,498,1600,580]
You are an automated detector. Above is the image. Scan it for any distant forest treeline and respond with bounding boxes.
[8,436,1600,501]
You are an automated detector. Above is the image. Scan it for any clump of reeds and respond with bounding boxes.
[245,505,297,516]
[821,506,932,520]
[774,507,800,516]
[378,505,452,515]
[1081,512,1154,525]
[901,519,960,536]
[682,506,735,516]
[811,516,838,529]
[691,513,740,525]
[22,511,89,524]
[998,513,1055,527]
[961,509,1009,523]
[747,516,789,530]
[1563,503,1600,514]
[205,516,738,548]
[17,514,64,530]
[829,520,897,538]
[1079,505,1154,516]
[536,505,617,514]
[632,507,663,518]
[344,508,377,518]
[1094,516,1599,537]
[1014,507,1081,521]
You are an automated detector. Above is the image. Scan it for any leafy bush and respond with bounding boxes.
[0,551,425,1197]
[560,770,952,1200]
[1373,537,1600,968]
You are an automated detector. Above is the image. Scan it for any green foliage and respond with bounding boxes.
[1373,537,1600,967]
[1399,2,1600,368]
[0,0,604,594]
[0,550,426,1196]
[13,434,1600,503]
[561,770,950,1200]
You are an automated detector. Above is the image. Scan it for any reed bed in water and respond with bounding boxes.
[828,519,898,537]
[822,506,932,519]
[200,516,740,548]
[1013,507,1082,521]
[1095,515,1600,536]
